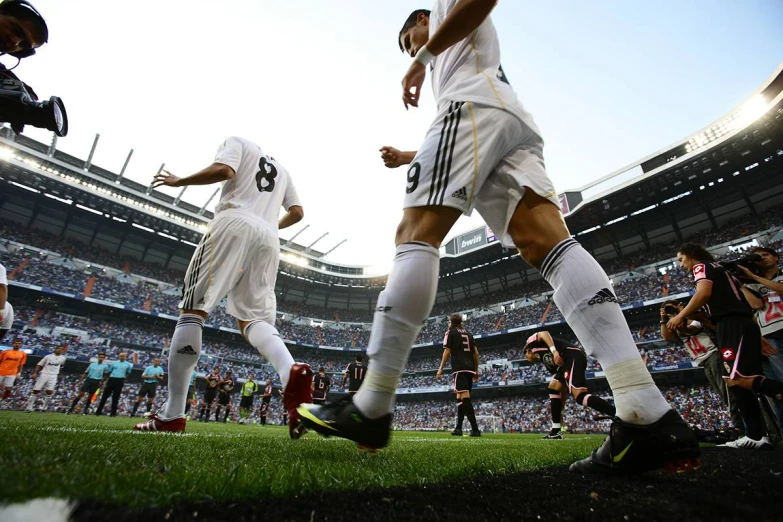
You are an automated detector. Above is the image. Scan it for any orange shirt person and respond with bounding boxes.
[0,337,27,398]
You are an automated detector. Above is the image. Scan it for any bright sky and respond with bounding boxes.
[10,0,783,267]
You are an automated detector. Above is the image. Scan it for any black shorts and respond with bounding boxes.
[260,399,270,413]
[218,392,231,406]
[553,349,588,392]
[204,388,218,403]
[313,397,327,405]
[452,371,475,394]
[138,382,157,399]
[239,396,253,409]
[80,379,101,395]
[717,316,764,379]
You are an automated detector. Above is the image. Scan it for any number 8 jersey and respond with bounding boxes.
[213,136,300,233]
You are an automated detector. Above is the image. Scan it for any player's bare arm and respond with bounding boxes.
[668,280,712,330]
[472,346,479,382]
[152,163,235,189]
[341,372,348,389]
[0,281,7,313]
[379,146,416,168]
[436,348,450,379]
[279,205,304,230]
[740,286,763,310]
[537,331,564,367]
[402,0,499,108]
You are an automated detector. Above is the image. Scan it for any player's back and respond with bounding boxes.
[346,362,366,390]
[429,0,537,132]
[213,136,298,232]
[444,327,475,371]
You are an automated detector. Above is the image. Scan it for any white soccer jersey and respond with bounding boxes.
[37,354,66,376]
[428,0,538,133]
[680,321,717,366]
[0,262,7,285]
[213,136,300,232]
[746,273,783,337]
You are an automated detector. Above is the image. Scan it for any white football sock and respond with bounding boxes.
[541,238,671,424]
[244,321,294,391]
[162,314,204,419]
[26,393,37,410]
[354,242,440,419]
[42,394,52,411]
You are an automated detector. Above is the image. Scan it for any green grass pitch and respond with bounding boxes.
[0,411,602,507]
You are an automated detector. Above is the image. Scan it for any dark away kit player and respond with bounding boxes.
[134,136,312,436]
[436,314,480,436]
[524,331,616,439]
[214,370,234,423]
[312,367,331,405]
[342,355,367,394]
[260,378,273,425]
[669,243,783,449]
[198,367,222,422]
[300,1,700,475]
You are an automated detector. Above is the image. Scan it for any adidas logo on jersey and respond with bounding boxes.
[451,187,468,201]
[197,297,205,305]
[588,288,618,305]
[177,345,197,356]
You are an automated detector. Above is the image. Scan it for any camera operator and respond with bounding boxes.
[659,300,743,435]
[668,242,783,449]
[738,246,783,434]
[0,0,48,58]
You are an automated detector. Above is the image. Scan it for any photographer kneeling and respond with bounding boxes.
[669,243,783,449]
[659,300,743,435]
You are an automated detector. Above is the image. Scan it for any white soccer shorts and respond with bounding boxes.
[0,374,16,387]
[1,301,13,330]
[403,101,559,248]
[33,374,58,392]
[179,210,278,325]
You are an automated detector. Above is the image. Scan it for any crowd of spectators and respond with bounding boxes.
[3,210,782,331]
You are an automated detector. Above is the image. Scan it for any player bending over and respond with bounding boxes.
[134,136,312,436]
[524,331,615,439]
[300,1,699,475]
[436,314,480,436]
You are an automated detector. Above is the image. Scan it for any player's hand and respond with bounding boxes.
[402,61,426,109]
[379,146,405,169]
[667,314,685,331]
[762,338,777,357]
[152,169,181,189]
[553,352,565,367]
[736,265,756,279]
[472,373,479,383]
[436,370,443,380]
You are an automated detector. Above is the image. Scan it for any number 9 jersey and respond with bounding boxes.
[213,136,300,233]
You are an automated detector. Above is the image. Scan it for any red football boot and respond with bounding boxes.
[133,413,186,433]
[283,363,313,439]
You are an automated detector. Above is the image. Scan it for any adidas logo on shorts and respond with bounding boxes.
[177,345,197,356]
[588,288,618,305]
[451,187,468,201]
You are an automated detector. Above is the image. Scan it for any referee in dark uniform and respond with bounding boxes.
[670,243,783,449]
[436,314,481,437]
[95,352,133,417]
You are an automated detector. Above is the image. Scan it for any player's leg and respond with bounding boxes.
[95,381,111,415]
[223,403,231,423]
[467,111,697,473]
[453,376,465,435]
[544,378,565,438]
[566,355,615,418]
[26,377,44,411]
[131,393,143,417]
[214,403,222,421]
[109,382,122,416]
[41,388,54,411]
[231,227,312,438]
[68,390,84,413]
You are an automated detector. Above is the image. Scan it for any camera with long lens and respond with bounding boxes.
[721,253,763,278]
[663,304,679,316]
[0,76,67,136]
